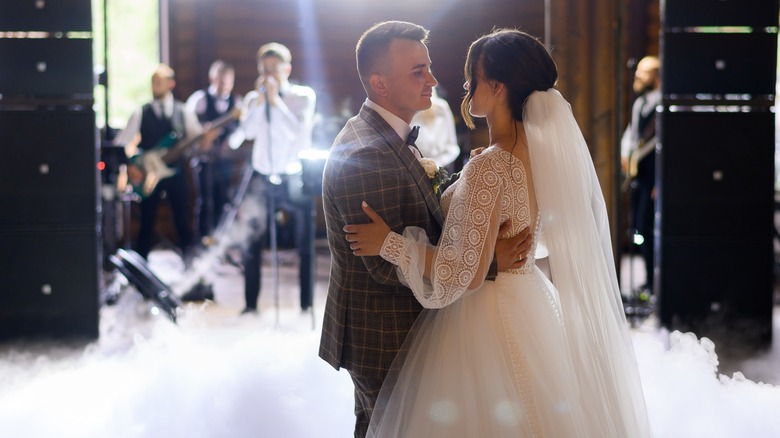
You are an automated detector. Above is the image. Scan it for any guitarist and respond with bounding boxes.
[115,64,213,261]
[620,56,661,298]
[186,60,244,241]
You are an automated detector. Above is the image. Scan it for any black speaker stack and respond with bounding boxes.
[0,1,101,339]
[657,0,778,344]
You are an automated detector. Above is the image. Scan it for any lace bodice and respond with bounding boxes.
[381,146,541,308]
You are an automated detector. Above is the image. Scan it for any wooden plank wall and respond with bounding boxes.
[548,0,622,237]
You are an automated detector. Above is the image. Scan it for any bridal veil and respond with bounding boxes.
[525,89,652,436]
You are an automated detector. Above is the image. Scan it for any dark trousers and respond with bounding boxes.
[630,180,655,290]
[243,172,315,311]
[136,169,193,259]
[348,371,384,438]
[193,157,233,239]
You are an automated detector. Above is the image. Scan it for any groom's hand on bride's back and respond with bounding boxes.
[495,221,532,271]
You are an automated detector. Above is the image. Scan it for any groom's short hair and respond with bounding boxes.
[356,21,429,94]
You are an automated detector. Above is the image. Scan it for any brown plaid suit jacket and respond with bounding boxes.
[319,104,444,379]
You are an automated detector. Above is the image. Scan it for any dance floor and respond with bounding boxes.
[0,244,778,438]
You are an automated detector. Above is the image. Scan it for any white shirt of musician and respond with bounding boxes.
[231,82,316,176]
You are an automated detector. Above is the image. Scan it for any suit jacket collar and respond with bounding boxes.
[364,98,413,141]
[359,104,445,228]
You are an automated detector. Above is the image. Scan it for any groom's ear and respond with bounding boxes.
[370,74,389,97]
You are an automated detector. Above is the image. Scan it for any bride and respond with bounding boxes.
[344,30,651,438]
[345,29,652,437]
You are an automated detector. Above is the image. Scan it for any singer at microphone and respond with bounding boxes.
[227,42,317,315]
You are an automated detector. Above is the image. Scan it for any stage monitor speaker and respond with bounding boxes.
[657,110,774,343]
[662,0,779,28]
[108,249,180,323]
[0,0,92,32]
[658,110,774,239]
[0,227,100,339]
[0,38,93,99]
[661,32,777,97]
[0,109,99,228]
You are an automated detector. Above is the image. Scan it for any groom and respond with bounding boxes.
[319,21,529,437]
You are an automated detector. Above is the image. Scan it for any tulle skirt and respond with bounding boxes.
[368,267,637,437]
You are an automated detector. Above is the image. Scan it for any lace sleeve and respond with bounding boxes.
[379,155,502,308]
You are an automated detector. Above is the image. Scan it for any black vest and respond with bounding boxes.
[202,92,234,121]
[201,91,238,145]
[138,101,185,153]
[138,101,186,168]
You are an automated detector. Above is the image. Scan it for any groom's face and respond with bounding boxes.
[379,38,438,123]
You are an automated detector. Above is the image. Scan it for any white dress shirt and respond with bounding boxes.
[364,98,420,159]
[231,81,316,176]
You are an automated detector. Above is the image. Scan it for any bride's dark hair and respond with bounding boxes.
[461,29,558,128]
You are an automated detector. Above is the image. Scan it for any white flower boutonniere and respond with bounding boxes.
[419,158,449,196]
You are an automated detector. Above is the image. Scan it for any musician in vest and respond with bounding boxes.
[621,56,661,298]
[116,64,213,261]
[228,42,317,314]
[186,60,243,240]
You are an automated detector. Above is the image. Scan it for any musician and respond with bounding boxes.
[229,42,317,314]
[186,60,243,240]
[621,55,661,298]
[115,64,214,260]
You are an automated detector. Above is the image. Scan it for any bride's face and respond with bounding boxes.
[465,63,494,119]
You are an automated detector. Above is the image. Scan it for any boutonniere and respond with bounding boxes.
[419,158,449,196]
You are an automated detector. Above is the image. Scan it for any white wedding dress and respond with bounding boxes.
[368,90,652,437]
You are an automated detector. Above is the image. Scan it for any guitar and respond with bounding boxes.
[131,108,241,198]
[621,136,656,192]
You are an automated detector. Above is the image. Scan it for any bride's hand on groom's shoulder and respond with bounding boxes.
[343,201,391,257]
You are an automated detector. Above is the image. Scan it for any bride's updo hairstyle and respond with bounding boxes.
[461,29,558,128]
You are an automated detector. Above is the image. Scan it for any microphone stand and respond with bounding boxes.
[265,92,281,328]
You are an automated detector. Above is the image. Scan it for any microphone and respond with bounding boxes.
[264,87,271,123]
[258,80,271,124]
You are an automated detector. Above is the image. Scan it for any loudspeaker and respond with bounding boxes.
[0,109,99,227]
[658,111,774,239]
[662,0,779,28]
[656,110,775,342]
[0,0,92,32]
[0,227,100,339]
[0,38,94,99]
[0,0,99,340]
[658,0,777,344]
[661,32,777,97]
[658,238,773,341]
[0,109,100,339]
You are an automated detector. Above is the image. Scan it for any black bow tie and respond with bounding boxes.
[406,126,424,158]
[406,125,419,146]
